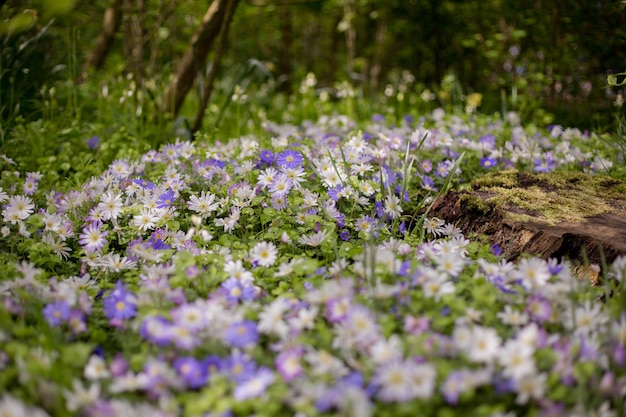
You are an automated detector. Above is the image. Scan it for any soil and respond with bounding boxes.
[427,170,626,280]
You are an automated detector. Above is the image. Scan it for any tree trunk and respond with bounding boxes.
[76,0,123,84]
[343,1,356,77]
[425,170,626,278]
[162,0,239,116]
[369,13,387,91]
[192,0,238,133]
[123,0,145,86]
[276,3,293,94]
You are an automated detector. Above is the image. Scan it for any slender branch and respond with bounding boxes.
[192,0,238,133]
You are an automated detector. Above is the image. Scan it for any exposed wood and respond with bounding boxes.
[76,0,123,84]
[162,0,240,116]
[427,170,626,273]
[192,0,238,133]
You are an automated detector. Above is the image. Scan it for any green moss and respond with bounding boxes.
[472,169,520,188]
[459,193,493,214]
[466,170,626,225]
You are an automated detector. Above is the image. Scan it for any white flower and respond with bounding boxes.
[42,233,71,260]
[369,335,403,365]
[258,298,289,338]
[384,194,403,219]
[2,195,34,224]
[98,191,123,221]
[99,253,136,272]
[223,259,254,283]
[299,229,328,247]
[497,305,529,326]
[0,394,50,417]
[133,207,160,231]
[373,360,415,402]
[305,349,348,378]
[187,191,219,216]
[566,300,608,336]
[257,167,279,189]
[514,372,547,404]
[288,306,318,332]
[250,241,278,267]
[63,379,100,412]
[467,326,501,364]
[435,252,466,277]
[171,302,206,331]
[409,362,437,399]
[513,257,551,289]
[421,270,455,300]
[498,340,536,381]
[84,355,110,381]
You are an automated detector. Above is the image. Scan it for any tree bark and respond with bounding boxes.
[425,170,626,277]
[76,0,123,84]
[162,0,239,116]
[192,0,238,133]
[123,0,145,86]
[276,3,293,94]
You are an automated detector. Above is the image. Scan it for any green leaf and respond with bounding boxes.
[2,12,38,35]
[43,0,77,16]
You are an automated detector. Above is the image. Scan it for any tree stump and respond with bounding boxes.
[429,170,626,279]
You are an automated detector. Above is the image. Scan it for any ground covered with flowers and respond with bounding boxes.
[0,110,625,417]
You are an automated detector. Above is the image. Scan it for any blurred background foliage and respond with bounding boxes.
[1,0,625,181]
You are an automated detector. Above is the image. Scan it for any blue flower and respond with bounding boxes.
[174,356,208,389]
[480,157,497,169]
[157,189,176,208]
[224,320,259,348]
[276,150,303,169]
[102,280,138,321]
[43,300,71,327]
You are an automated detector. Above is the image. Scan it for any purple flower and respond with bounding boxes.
[132,178,156,190]
[373,201,385,218]
[174,356,208,389]
[372,114,385,122]
[43,300,71,326]
[276,150,303,169]
[534,157,556,173]
[339,230,350,241]
[526,294,552,323]
[78,222,108,253]
[327,185,343,201]
[480,157,497,169]
[221,277,256,303]
[102,280,138,321]
[233,367,275,401]
[421,175,437,191]
[441,371,465,404]
[420,159,433,173]
[157,189,176,209]
[436,160,452,178]
[23,177,39,195]
[224,352,257,382]
[275,348,304,382]
[489,244,502,256]
[87,135,100,150]
[110,353,129,377]
[260,150,274,165]
[481,134,496,146]
[224,320,259,348]
[67,309,87,334]
[203,355,224,377]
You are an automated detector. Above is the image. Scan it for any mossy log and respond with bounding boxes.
[429,170,626,277]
